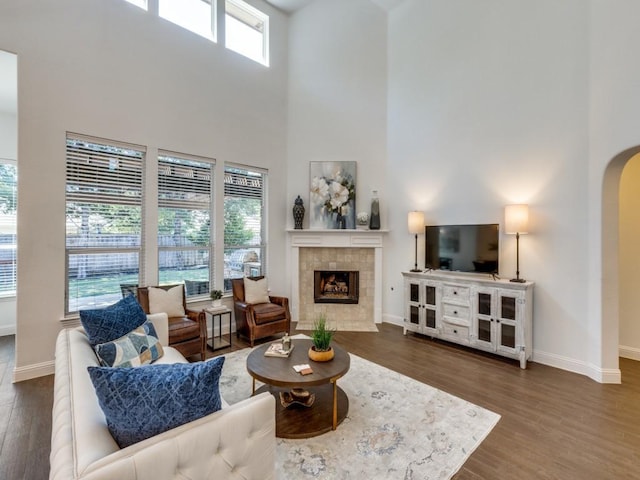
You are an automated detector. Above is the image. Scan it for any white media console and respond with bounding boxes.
[402,271,534,368]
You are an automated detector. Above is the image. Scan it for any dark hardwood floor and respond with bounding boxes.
[2,323,640,479]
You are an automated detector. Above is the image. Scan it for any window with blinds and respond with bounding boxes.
[0,161,17,297]
[223,165,265,291]
[225,0,269,66]
[158,152,214,297]
[65,135,144,314]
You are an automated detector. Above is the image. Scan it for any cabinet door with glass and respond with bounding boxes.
[495,291,524,356]
[404,278,440,335]
[470,286,497,351]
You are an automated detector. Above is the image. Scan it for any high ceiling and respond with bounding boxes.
[265,0,314,13]
[265,0,406,14]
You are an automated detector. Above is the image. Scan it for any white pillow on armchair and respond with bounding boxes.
[148,285,186,317]
[244,277,270,304]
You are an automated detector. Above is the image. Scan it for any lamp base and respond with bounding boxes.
[410,268,422,272]
[510,278,526,283]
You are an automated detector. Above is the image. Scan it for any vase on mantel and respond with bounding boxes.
[293,195,305,229]
[369,190,381,230]
[336,208,346,229]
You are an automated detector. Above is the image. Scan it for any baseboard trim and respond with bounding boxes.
[13,360,55,383]
[533,349,621,384]
[619,345,640,361]
[382,314,403,327]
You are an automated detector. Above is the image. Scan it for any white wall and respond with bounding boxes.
[0,109,16,336]
[5,0,640,382]
[589,0,640,380]
[619,153,640,360]
[385,0,594,372]
[286,0,611,378]
[286,0,388,231]
[0,0,289,379]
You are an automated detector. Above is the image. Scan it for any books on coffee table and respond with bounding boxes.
[264,342,294,357]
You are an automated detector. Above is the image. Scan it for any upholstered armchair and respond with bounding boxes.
[137,284,207,361]
[231,276,291,347]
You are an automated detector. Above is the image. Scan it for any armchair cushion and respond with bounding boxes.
[252,302,289,325]
[244,276,270,304]
[88,356,225,448]
[79,295,147,346]
[94,320,164,368]
[170,316,202,343]
[148,285,186,317]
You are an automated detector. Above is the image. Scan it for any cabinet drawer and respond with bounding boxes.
[442,284,470,301]
[442,323,469,341]
[443,303,470,321]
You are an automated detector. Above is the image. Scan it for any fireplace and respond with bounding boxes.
[314,270,359,304]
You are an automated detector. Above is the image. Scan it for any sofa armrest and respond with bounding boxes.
[79,393,276,480]
[146,313,169,346]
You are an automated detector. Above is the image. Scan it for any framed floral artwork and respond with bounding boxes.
[309,161,356,229]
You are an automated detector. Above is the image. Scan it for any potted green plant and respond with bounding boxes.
[210,289,223,307]
[308,314,335,362]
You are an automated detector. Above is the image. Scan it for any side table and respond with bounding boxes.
[204,306,232,350]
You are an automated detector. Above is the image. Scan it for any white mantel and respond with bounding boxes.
[287,229,388,323]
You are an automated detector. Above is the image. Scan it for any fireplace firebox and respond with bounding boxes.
[314,270,359,304]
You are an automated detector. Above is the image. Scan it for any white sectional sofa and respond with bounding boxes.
[50,313,276,480]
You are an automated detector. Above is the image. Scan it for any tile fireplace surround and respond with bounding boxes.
[287,230,386,329]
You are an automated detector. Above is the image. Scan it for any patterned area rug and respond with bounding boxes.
[218,341,500,479]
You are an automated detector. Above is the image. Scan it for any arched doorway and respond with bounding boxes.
[602,146,640,381]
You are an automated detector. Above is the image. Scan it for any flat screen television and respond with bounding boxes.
[425,224,500,274]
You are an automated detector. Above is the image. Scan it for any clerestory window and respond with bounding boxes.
[159,0,217,42]
[225,0,269,66]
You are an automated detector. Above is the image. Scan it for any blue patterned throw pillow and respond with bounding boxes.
[88,357,225,448]
[80,295,147,346]
[94,321,164,368]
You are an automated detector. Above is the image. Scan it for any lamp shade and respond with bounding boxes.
[504,204,529,234]
[408,211,425,234]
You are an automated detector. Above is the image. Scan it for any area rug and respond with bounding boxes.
[218,342,500,479]
[294,320,379,333]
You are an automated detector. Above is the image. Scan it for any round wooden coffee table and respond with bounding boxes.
[246,339,350,439]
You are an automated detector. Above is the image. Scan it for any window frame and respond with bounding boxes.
[157,150,216,299]
[158,0,217,43]
[225,0,269,66]
[223,164,267,292]
[64,134,146,315]
[0,158,17,298]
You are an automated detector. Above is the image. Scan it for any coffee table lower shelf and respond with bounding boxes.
[256,383,349,439]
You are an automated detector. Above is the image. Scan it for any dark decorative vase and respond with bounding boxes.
[369,190,381,230]
[293,195,305,229]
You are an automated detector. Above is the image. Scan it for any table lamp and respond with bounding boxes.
[504,204,529,282]
[408,211,425,272]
